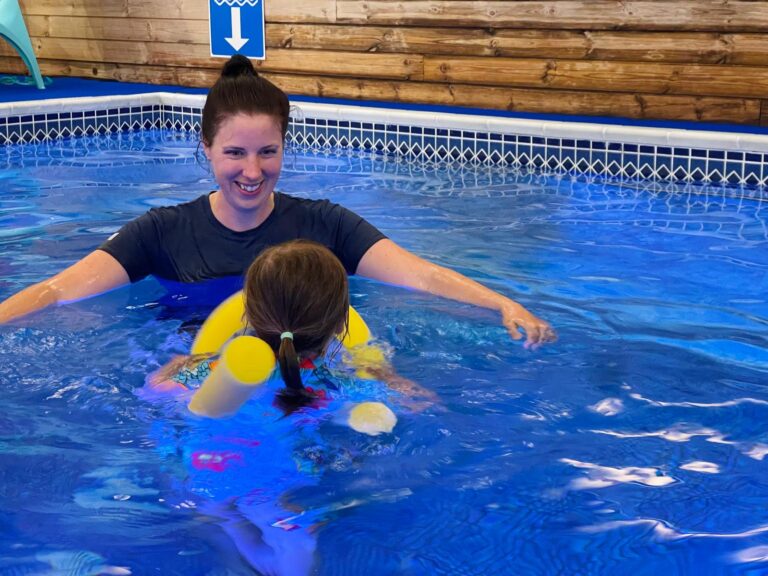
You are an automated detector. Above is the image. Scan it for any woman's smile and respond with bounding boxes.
[235,180,263,195]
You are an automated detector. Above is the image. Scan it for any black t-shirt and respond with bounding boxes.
[98,192,386,283]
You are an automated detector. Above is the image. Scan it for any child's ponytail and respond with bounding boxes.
[277,331,303,394]
[243,240,350,413]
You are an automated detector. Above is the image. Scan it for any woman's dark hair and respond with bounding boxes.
[201,54,290,145]
[244,240,350,407]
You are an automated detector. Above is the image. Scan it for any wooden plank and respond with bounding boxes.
[728,35,768,66]
[27,15,152,43]
[19,0,201,18]
[270,74,761,124]
[19,0,128,18]
[0,38,150,69]
[576,31,768,66]
[27,15,208,45]
[337,1,768,32]
[25,17,768,66]
[20,0,336,22]
[266,24,586,57]
[0,56,219,87]
[0,56,758,124]
[0,38,423,80]
[761,101,768,127]
[425,56,768,99]
[266,26,768,66]
[263,0,337,24]
[579,31,760,65]
[127,0,210,19]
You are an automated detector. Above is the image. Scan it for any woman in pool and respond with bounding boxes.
[0,55,556,348]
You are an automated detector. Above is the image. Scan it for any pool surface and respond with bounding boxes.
[0,131,767,575]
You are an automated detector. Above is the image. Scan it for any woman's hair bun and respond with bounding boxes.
[221,54,257,78]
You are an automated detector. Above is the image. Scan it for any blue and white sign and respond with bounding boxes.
[209,0,265,60]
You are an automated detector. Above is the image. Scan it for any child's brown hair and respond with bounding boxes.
[244,240,349,402]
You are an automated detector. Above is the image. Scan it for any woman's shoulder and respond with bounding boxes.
[148,194,210,217]
[275,193,346,216]
[137,194,212,230]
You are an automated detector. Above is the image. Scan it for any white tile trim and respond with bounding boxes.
[293,101,768,153]
[1,91,767,191]
[2,92,767,153]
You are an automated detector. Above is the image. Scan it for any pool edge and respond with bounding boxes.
[0,92,766,188]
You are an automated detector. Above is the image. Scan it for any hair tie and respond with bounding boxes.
[280,331,294,341]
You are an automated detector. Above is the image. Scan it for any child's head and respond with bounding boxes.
[244,240,349,400]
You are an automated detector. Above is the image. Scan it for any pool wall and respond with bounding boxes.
[1,93,768,187]
[14,2,768,126]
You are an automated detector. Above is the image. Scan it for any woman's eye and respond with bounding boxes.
[225,150,244,157]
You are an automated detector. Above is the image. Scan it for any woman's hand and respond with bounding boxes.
[501,301,557,350]
[357,239,557,348]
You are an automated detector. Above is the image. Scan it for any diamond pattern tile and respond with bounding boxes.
[0,103,765,187]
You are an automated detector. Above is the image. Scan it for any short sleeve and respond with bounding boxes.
[321,202,387,274]
[98,212,160,283]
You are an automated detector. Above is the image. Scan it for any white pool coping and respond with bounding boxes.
[2,92,768,154]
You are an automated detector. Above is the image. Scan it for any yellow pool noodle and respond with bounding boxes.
[192,290,373,356]
[191,291,247,356]
[347,402,397,435]
[340,306,371,349]
[188,335,275,418]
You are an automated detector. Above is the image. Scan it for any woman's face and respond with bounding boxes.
[204,113,284,230]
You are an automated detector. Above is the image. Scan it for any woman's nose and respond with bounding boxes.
[242,155,262,179]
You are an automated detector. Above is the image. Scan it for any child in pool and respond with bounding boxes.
[148,239,431,576]
[148,238,434,414]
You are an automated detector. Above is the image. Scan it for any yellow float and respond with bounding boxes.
[190,290,372,355]
[187,335,275,418]
[187,290,394,434]
[347,402,397,435]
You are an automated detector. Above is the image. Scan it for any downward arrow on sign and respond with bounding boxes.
[225,7,249,51]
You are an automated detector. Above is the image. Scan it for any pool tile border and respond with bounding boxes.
[1,93,767,187]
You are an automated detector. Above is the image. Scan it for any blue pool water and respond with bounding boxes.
[0,131,767,575]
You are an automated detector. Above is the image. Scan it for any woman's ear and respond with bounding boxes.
[202,140,212,161]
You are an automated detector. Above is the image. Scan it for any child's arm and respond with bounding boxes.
[146,337,275,418]
[367,365,438,403]
[147,354,217,393]
[346,344,438,406]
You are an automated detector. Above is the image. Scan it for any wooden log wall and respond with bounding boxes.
[2,1,768,125]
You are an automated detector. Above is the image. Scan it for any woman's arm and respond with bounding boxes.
[356,239,556,348]
[0,250,130,324]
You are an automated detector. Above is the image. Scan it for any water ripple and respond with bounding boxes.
[630,392,768,409]
[589,425,768,461]
[579,517,768,541]
[560,458,678,489]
